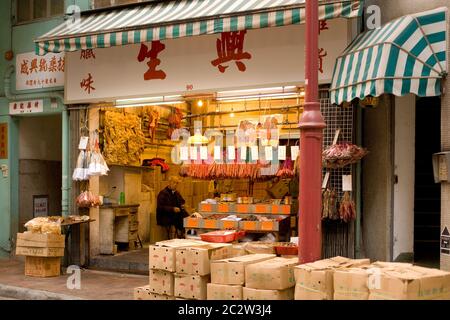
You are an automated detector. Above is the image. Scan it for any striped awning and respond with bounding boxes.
[330,7,448,105]
[35,0,363,55]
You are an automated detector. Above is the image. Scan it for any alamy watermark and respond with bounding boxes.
[66,265,81,290]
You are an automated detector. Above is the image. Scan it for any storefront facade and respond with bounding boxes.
[34,0,364,261]
[331,0,449,270]
[0,0,91,258]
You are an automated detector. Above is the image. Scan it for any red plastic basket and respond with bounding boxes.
[274,245,298,256]
[200,230,245,243]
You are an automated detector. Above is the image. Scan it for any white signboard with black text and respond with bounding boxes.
[16,52,65,90]
[9,99,44,115]
[65,19,350,104]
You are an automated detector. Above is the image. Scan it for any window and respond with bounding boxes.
[91,0,152,10]
[16,0,64,24]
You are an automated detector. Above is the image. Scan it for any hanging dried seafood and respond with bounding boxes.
[338,191,356,222]
[103,111,146,165]
[323,143,368,168]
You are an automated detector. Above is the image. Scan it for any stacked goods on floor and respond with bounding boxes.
[333,262,450,300]
[243,257,298,300]
[16,217,65,277]
[174,243,232,300]
[134,239,231,300]
[294,256,370,300]
[294,257,450,300]
[208,254,276,300]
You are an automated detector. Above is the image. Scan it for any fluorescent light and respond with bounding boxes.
[217,86,298,98]
[115,101,184,108]
[115,95,183,106]
[116,96,164,104]
[216,92,300,102]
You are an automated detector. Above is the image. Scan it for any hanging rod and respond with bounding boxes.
[184,121,301,130]
[183,104,303,119]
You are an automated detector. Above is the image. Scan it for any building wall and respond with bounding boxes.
[361,95,394,262]
[365,0,450,269]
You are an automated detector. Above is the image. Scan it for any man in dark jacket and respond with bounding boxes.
[157,176,188,239]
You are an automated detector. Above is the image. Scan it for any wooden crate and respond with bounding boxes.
[25,256,61,277]
[16,233,65,248]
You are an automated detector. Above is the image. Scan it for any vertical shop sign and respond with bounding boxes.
[16,52,64,90]
[0,123,7,159]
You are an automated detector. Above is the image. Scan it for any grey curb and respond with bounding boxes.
[0,284,84,300]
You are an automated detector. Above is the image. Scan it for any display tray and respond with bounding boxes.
[198,203,291,215]
[184,215,289,232]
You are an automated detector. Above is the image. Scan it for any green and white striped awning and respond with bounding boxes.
[330,7,448,105]
[35,0,363,55]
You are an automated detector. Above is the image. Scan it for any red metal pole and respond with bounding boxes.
[298,0,326,264]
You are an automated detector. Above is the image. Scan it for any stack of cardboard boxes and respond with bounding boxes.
[333,262,450,300]
[294,256,450,300]
[134,239,231,300]
[208,254,276,300]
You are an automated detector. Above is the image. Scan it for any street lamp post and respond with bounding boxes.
[298,0,326,264]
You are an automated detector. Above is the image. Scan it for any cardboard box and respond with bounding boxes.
[16,233,65,248]
[211,254,276,285]
[294,256,370,300]
[333,267,371,300]
[243,242,276,255]
[246,257,298,290]
[231,244,247,257]
[207,283,243,300]
[149,269,175,295]
[243,287,294,300]
[149,239,207,271]
[176,243,232,275]
[25,256,61,277]
[134,285,175,300]
[174,274,210,300]
[369,265,450,300]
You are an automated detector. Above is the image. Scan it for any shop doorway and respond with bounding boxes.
[414,97,441,267]
[18,115,62,232]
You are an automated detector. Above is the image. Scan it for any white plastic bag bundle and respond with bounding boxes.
[73,151,87,181]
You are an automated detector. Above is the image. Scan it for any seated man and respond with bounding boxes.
[156,176,188,239]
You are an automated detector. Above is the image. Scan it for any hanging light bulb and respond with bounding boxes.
[230,106,235,118]
[197,100,204,107]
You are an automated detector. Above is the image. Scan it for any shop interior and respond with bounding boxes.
[67,85,360,273]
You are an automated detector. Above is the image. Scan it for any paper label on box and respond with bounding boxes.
[227,146,236,160]
[180,146,189,161]
[78,136,89,150]
[240,146,247,160]
[251,146,259,161]
[214,146,222,160]
[342,175,352,191]
[200,146,208,160]
[278,145,286,160]
[265,146,273,161]
[291,146,299,160]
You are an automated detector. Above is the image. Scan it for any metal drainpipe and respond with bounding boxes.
[4,65,70,217]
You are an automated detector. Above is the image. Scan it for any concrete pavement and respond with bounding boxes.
[0,257,148,300]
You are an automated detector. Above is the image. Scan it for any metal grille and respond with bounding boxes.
[320,92,355,258]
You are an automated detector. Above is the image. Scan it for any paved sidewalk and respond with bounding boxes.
[0,257,148,300]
